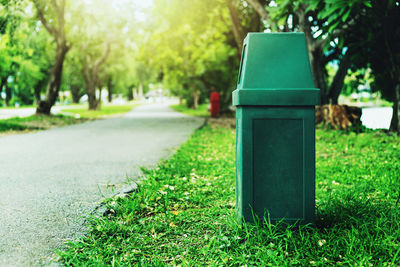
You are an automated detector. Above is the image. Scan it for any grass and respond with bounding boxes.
[170,103,209,117]
[57,124,400,266]
[61,103,138,119]
[0,105,36,109]
[0,114,87,133]
[0,103,138,134]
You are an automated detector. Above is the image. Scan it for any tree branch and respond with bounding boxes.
[315,30,342,50]
[33,1,58,37]
[95,43,111,68]
[82,54,90,85]
[297,4,317,56]
[328,48,352,103]
[245,0,276,30]
[51,0,66,37]
[227,0,245,54]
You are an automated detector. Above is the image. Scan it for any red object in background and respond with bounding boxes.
[210,92,220,118]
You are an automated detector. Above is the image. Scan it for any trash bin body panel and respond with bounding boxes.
[253,118,303,219]
[236,106,316,224]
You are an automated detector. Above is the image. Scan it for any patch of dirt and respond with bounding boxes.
[22,117,89,130]
[22,120,57,129]
[207,117,236,129]
[315,104,362,130]
[0,116,90,138]
[0,129,38,138]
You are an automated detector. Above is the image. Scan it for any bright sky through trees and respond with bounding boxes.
[0,0,399,131]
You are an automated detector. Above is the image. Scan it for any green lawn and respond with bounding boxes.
[0,103,138,134]
[57,125,400,266]
[0,114,87,133]
[0,105,36,109]
[60,103,138,119]
[170,103,209,117]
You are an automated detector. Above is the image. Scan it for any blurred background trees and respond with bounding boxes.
[0,0,399,130]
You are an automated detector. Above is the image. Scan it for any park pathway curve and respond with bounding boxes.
[0,102,204,266]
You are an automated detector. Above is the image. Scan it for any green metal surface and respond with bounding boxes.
[237,32,314,90]
[232,89,320,106]
[234,32,319,224]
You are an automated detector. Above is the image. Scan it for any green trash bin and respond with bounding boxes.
[233,32,320,224]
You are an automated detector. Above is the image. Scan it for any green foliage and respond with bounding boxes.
[0,0,52,106]
[315,0,371,31]
[317,0,400,105]
[0,114,85,132]
[342,68,373,96]
[57,125,400,265]
[0,103,138,133]
[0,120,29,131]
[60,103,138,119]
[170,103,209,117]
[1,0,397,119]
[149,0,238,110]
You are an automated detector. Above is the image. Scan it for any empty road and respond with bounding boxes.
[0,102,204,266]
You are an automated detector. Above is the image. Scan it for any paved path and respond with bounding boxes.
[0,103,204,266]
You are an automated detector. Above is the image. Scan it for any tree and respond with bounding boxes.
[150,0,238,110]
[345,0,400,132]
[0,0,23,106]
[32,0,71,114]
[243,0,365,104]
[69,0,138,110]
[61,50,84,103]
[82,43,110,110]
[311,0,400,132]
[227,0,268,57]
[0,34,13,105]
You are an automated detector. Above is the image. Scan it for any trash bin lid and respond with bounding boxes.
[233,88,320,106]
[233,32,320,106]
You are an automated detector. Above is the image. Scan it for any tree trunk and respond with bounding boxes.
[245,0,276,30]
[5,82,11,106]
[87,82,99,110]
[107,79,113,103]
[34,84,41,104]
[298,6,329,104]
[310,48,329,104]
[82,45,110,110]
[390,84,400,133]
[328,50,352,104]
[88,98,99,110]
[70,85,82,103]
[97,87,102,109]
[88,92,99,110]
[227,0,245,57]
[192,90,199,109]
[127,87,134,101]
[138,83,143,98]
[0,77,6,103]
[36,43,69,114]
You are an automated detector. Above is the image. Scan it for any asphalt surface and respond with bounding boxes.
[0,102,204,266]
